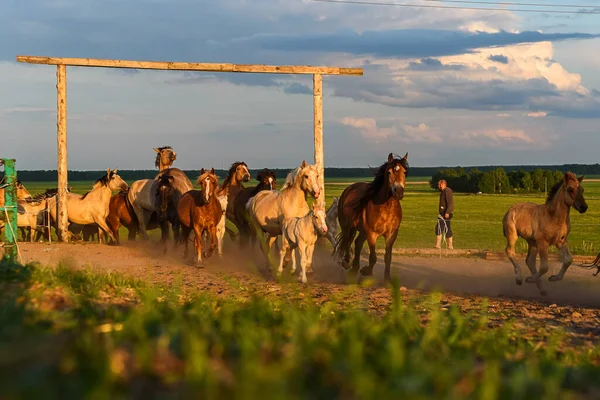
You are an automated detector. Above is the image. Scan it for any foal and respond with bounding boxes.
[278,202,329,283]
[503,172,587,296]
[177,168,222,267]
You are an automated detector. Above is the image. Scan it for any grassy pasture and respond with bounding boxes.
[2,259,600,398]
[21,177,600,255]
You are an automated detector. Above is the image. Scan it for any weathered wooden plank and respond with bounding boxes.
[56,65,69,242]
[313,74,325,206]
[16,56,364,76]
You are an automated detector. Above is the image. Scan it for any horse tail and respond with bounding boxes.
[332,225,356,267]
[577,251,600,276]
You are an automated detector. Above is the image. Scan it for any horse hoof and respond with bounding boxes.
[516,278,523,285]
[195,260,204,268]
[548,275,561,282]
[525,276,537,284]
[359,268,373,277]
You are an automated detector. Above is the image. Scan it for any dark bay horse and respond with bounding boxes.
[176,168,222,267]
[232,168,277,248]
[503,172,587,296]
[334,153,409,282]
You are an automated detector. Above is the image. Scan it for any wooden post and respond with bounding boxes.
[56,65,69,242]
[313,74,325,206]
[1,158,18,262]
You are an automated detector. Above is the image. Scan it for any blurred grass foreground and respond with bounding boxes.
[2,258,600,399]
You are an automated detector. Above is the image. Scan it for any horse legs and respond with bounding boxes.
[549,242,574,282]
[382,229,399,283]
[160,221,170,254]
[277,236,291,278]
[299,242,315,284]
[131,204,150,240]
[349,231,367,276]
[106,214,121,245]
[522,242,545,295]
[359,232,378,277]
[504,223,523,285]
[216,214,226,257]
[204,226,218,259]
[526,241,548,296]
[192,225,204,267]
[93,217,117,245]
[179,225,192,259]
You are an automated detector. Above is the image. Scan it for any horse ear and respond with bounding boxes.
[301,160,307,168]
[113,168,118,174]
[153,148,160,153]
[211,168,215,175]
[388,153,394,163]
[564,172,570,182]
[168,176,175,182]
[106,168,111,175]
[402,152,408,160]
[578,175,585,183]
[333,196,338,201]
[272,170,276,176]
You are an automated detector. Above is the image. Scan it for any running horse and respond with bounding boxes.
[211,161,251,256]
[502,172,587,296]
[246,160,320,271]
[334,153,409,283]
[153,146,193,243]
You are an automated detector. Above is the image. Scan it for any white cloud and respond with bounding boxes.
[527,111,547,118]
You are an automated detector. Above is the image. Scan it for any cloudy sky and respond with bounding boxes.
[1,0,600,170]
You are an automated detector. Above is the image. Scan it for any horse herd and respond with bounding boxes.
[0,148,592,293]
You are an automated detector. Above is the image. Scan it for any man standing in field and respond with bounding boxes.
[435,179,454,249]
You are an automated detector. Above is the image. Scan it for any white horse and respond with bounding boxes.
[48,169,128,244]
[127,174,176,241]
[278,202,329,283]
[246,160,321,269]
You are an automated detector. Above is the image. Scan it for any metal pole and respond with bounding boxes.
[1,158,18,262]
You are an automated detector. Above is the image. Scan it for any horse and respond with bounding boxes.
[106,191,163,245]
[152,146,194,243]
[210,161,251,256]
[246,160,320,270]
[278,202,329,283]
[324,196,340,249]
[128,174,176,239]
[232,168,277,249]
[47,169,129,244]
[15,197,50,242]
[176,168,222,267]
[502,172,587,296]
[0,178,33,240]
[334,153,409,283]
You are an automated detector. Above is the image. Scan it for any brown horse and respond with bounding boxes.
[232,168,277,249]
[176,168,222,267]
[503,172,587,296]
[106,190,164,246]
[334,153,409,282]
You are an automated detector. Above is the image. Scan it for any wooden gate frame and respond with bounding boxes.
[16,55,363,242]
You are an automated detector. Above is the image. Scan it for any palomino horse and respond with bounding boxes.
[177,168,222,267]
[106,190,162,245]
[278,202,329,284]
[246,160,320,270]
[210,161,251,256]
[334,153,409,283]
[502,172,588,296]
[233,168,277,249]
[47,169,129,244]
[127,174,176,251]
[15,198,50,242]
[0,177,33,240]
[153,146,193,242]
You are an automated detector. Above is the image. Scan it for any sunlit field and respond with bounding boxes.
[19,176,600,255]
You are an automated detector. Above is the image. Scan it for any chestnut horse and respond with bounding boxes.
[503,172,587,296]
[106,190,165,246]
[176,168,222,267]
[334,153,409,282]
[232,168,277,249]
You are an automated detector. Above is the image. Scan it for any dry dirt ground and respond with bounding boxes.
[13,240,600,346]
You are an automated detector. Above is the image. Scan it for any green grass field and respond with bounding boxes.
[20,177,600,255]
[2,259,600,398]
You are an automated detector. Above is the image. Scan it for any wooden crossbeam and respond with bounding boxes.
[16,56,364,76]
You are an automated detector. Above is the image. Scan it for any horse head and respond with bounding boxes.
[233,161,251,183]
[106,168,129,193]
[563,172,588,213]
[15,180,32,200]
[154,146,177,169]
[257,168,277,190]
[311,202,328,236]
[298,160,321,200]
[386,152,409,200]
[198,168,219,204]
[155,174,176,217]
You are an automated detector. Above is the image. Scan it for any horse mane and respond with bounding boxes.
[81,172,113,200]
[221,161,247,189]
[353,156,409,211]
[0,176,23,186]
[282,164,311,191]
[154,146,173,169]
[545,172,576,205]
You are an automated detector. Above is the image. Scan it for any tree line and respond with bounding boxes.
[3,163,598,183]
[430,167,566,194]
